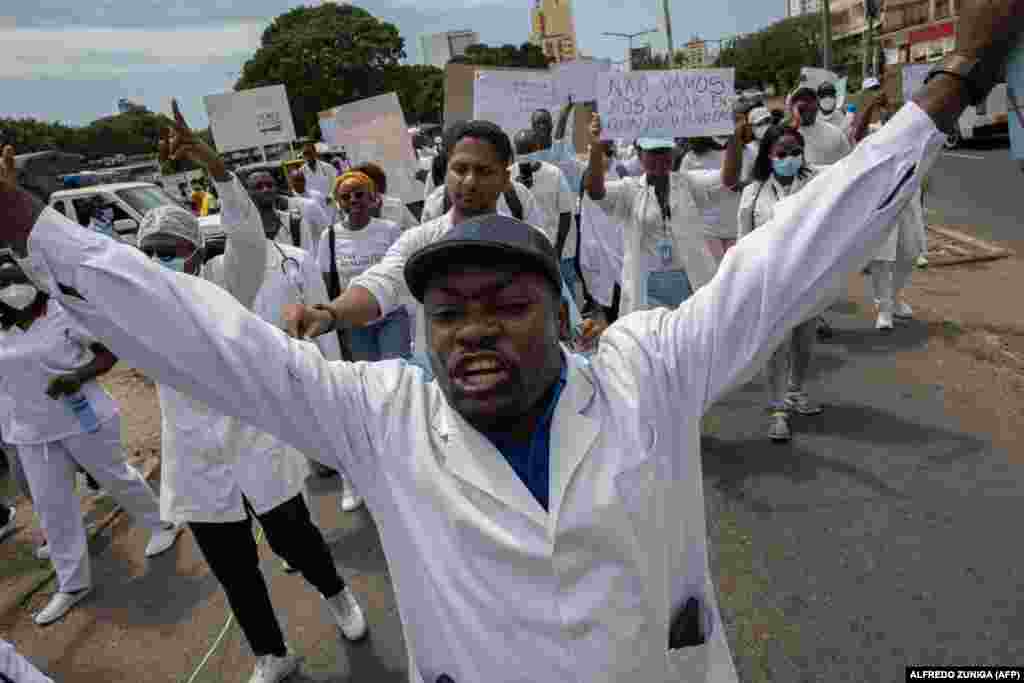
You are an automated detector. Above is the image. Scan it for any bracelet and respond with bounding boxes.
[312,304,339,334]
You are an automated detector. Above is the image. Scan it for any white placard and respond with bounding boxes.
[473,70,556,137]
[552,59,612,103]
[321,92,425,205]
[902,63,932,103]
[596,69,735,139]
[203,85,297,154]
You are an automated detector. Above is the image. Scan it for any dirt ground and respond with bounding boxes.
[844,254,1024,460]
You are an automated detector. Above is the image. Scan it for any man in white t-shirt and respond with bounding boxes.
[301,142,338,199]
[511,129,576,294]
[420,179,547,228]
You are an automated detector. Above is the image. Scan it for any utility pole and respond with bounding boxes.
[822,0,833,70]
[661,0,674,58]
[602,29,658,71]
[864,0,881,80]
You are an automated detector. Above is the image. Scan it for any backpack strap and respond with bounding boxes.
[324,224,353,361]
[289,212,302,248]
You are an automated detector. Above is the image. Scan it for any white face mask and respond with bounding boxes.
[820,97,837,113]
[0,283,39,311]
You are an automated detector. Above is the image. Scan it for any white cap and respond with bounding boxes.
[863,77,881,90]
[138,205,203,248]
[748,106,772,127]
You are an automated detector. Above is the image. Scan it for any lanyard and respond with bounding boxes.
[271,241,305,304]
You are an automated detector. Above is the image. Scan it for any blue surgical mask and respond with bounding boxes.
[152,254,187,272]
[772,155,803,178]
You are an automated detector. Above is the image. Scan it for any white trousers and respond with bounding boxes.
[17,416,163,592]
[869,260,914,314]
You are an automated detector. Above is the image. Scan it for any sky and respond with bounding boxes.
[1,0,782,129]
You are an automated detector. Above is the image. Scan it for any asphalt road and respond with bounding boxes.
[926,137,1023,249]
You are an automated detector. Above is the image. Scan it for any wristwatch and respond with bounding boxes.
[923,54,995,108]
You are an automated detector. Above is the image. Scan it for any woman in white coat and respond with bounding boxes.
[737,125,825,442]
[148,106,367,683]
[583,113,743,316]
[0,276,180,626]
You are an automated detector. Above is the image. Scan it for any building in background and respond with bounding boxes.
[530,0,579,63]
[117,98,147,115]
[879,0,958,65]
[676,36,710,68]
[419,30,480,68]
[787,0,822,16]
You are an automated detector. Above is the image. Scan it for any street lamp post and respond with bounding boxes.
[602,29,658,71]
[822,0,833,70]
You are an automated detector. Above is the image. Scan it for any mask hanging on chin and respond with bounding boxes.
[772,156,804,178]
[0,283,39,311]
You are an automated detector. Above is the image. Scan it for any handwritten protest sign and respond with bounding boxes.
[552,59,612,103]
[203,85,297,154]
[596,69,735,139]
[473,71,557,138]
[320,93,424,205]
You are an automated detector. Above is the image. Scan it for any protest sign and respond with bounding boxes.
[203,85,297,154]
[473,70,557,139]
[552,59,612,103]
[317,110,338,145]
[320,92,424,205]
[902,63,932,103]
[596,69,736,139]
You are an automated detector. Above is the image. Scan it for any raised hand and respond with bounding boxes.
[163,99,228,181]
[589,113,603,142]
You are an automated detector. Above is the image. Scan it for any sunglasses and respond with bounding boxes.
[773,148,804,159]
[337,190,370,201]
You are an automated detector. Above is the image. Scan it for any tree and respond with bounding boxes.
[235,3,406,138]
[384,65,445,124]
[449,42,551,69]
[0,111,174,160]
[715,14,825,94]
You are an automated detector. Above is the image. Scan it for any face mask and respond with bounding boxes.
[753,124,770,141]
[772,156,803,178]
[819,97,837,113]
[0,283,39,311]
[798,108,818,126]
[151,247,198,274]
[517,151,544,164]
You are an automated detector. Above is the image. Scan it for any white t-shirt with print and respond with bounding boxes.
[316,218,404,292]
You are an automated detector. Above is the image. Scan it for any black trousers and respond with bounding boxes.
[189,494,346,657]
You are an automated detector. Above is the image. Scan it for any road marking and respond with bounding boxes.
[942,152,986,160]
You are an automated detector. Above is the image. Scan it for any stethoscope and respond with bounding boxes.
[270,240,305,303]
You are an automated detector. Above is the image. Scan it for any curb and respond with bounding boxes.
[925,225,1015,267]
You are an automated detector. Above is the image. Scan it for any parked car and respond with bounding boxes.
[946,83,1009,148]
[48,182,225,258]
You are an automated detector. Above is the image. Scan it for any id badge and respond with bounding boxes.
[655,237,674,268]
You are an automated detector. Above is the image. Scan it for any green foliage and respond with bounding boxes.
[384,64,445,124]
[715,14,825,93]
[235,3,407,138]
[0,110,174,160]
[449,42,551,69]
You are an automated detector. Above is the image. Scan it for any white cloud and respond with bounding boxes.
[0,21,265,79]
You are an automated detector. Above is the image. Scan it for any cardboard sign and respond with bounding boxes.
[203,85,297,154]
[596,69,735,139]
[320,93,425,205]
[473,70,557,138]
[552,59,613,103]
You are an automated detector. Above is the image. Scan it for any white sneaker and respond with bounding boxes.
[916,254,929,268]
[894,301,914,319]
[324,587,368,641]
[249,651,300,683]
[876,311,894,331]
[0,506,16,542]
[768,411,791,443]
[144,524,183,558]
[340,478,364,513]
[34,587,92,625]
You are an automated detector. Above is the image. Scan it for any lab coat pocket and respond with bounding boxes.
[667,642,710,682]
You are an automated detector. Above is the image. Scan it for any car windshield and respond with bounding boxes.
[115,186,179,215]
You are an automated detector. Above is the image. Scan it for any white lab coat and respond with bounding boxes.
[682,150,742,241]
[301,159,338,199]
[799,119,853,165]
[737,172,818,239]
[153,175,339,525]
[873,186,927,263]
[21,102,945,683]
[577,172,626,309]
[592,172,720,316]
[380,195,419,232]
[507,161,575,253]
[272,208,317,254]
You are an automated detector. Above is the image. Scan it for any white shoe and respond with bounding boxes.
[34,587,92,625]
[144,524,183,558]
[916,254,929,268]
[324,586,368,641]
[340,478,364,513]
[0,506,16,542]
[876,311,894,331]
[894,301,914,319]
[249,651,300,683]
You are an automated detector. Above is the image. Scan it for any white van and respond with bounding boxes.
[947,83,1009,148]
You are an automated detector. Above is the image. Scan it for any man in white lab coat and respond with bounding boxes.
[0,6,1016,676]
[300,141,338,199]
[286,166,333,247]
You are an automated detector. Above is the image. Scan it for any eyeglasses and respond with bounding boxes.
[773,148,804,159]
